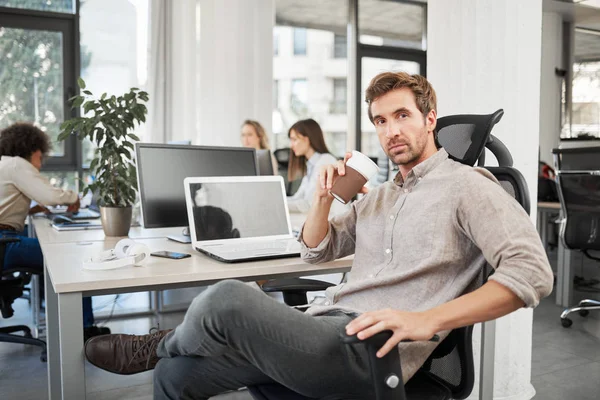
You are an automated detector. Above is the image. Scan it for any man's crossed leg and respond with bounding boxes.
[85,280,373,400]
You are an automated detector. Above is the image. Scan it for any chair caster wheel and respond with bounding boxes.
[561,318,573,328]
[579,310,589,317]
[41,350,47,362]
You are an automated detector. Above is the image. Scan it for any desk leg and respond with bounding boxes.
[479,319,496,400]
[45,266,61,400]
[57,291,86,399]
[556,242,573,308]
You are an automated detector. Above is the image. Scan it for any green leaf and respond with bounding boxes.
[77,77,86,89]
[72,96,84,109]
[127,133,140,141]
[83,90,93,96]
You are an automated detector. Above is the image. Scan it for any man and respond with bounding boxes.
[0,122,108,340]
[85,72,553,399]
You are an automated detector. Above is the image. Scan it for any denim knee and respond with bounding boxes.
[188,280,251,319]
[154,358,188,400]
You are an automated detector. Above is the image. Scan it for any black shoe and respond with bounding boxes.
[84,326,111,342]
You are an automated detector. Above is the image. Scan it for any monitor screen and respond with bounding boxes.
[136,144,258,228]
[186,180,289,242]
[256,149,274,176]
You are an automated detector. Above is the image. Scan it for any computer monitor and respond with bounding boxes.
[135,143,258,229]
[256,149,274,176]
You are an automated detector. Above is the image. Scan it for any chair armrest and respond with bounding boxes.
[340,331,440,400]
[0,237,21,244]
[261,278,335,293]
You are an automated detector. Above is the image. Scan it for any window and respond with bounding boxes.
[79,0,149,167]
[273,79,279,109]
[333,34,346,58]
[290,78,308,116]
[331,78,346,114]
[0,0,74,14]
[274,30,279,56]
[293,28,307,55]
[564,62,600,138]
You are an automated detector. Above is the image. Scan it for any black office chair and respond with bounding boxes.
[552,147,600,327]
[0,237,47,362]
[250,111,534,400]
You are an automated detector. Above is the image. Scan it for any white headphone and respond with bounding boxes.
[82,239,151,271]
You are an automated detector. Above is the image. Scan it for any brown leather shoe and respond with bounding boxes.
[84,328,172,375]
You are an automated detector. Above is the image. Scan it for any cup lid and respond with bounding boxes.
[346,151,380,180]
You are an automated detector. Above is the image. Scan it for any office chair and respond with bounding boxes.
[250,112,534,400]
[0,237,47,362]
[552,147,600,328]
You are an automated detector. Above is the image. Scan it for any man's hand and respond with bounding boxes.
[345,309,439,358]
[29,204,50,215]
[316,152,369,200]
[66,197,80,213]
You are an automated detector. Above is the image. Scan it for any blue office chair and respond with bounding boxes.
[0,237,47,362]
[552,147,600,327]
[251,111,534,400]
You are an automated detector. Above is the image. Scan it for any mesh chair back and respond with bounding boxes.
[413,164,530,400]
[436,109,504,166]
[556,172,600,251]
[552,147,600,171]
[273,148,291,168]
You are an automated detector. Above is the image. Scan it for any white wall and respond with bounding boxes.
[539,12,564,166]
[197,0,274,147]
[428,1,543,399]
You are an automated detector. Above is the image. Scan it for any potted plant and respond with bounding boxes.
[58,78,149,236]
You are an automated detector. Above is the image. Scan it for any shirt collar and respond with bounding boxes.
[393,148,449,187]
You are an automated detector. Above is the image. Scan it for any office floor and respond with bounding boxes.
[1,253,600,399]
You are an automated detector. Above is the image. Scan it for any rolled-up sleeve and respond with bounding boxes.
[456,169,554,308]
[299,202,359,264]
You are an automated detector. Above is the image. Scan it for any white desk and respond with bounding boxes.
[36,218,350,400]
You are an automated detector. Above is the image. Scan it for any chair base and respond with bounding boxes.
[0,326,47,362]
[560,299,600,328]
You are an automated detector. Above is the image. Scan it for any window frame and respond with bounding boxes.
[0,5,81,173]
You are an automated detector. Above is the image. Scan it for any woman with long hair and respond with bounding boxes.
[240,120,278,174]
[286,118,339,213]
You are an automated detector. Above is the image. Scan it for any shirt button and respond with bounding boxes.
[418,177,422,181]
[368,274,374,278]
[385,248,391,254]
[403,189,408,193]
[324,300,330,305]
[389,215,394,220]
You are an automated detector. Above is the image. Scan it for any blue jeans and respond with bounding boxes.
[1,228,94,327]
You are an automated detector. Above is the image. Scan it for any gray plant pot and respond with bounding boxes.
[100,206,133,237]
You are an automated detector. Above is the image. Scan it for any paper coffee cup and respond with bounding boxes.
[329,151,379,204]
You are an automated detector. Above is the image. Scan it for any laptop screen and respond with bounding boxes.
[186,180,290,242]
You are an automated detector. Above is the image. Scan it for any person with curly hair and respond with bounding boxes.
[0,122,108,340]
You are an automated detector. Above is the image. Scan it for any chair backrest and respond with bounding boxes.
[417,140,530,400]
[555,171,600,251]
[436,109,504,166]
[552,146,600,171]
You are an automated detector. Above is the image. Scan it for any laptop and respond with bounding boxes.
[184,176,301,263]
[255,149,274,176]
[51,220,103,231]
[47,191,101,220]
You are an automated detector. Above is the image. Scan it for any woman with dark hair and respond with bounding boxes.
[0,122,107,340]
[286,118,340,213]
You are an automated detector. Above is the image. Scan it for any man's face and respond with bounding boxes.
[370,88,437,168]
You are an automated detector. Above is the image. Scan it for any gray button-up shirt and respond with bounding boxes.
[300,149,553,381]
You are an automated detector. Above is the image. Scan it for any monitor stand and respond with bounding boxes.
[166,226,191,244]
[167,234,191,244]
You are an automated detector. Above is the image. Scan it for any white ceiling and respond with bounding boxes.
[275,0,600,62]
[275,0,424,43]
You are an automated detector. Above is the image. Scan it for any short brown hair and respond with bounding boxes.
[288,118,330,181]
[365,72,437,123]
[0,122,51,160]
[242,120,270,150]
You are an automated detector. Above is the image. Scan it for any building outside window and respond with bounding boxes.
[293,28,307,55]
[331,78,346,114]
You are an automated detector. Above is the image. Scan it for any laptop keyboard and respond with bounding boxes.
[216,240,300,255]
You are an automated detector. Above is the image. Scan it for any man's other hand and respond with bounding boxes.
[345,308,439,358]
[29,204,50,215]
[66,197,81,213]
